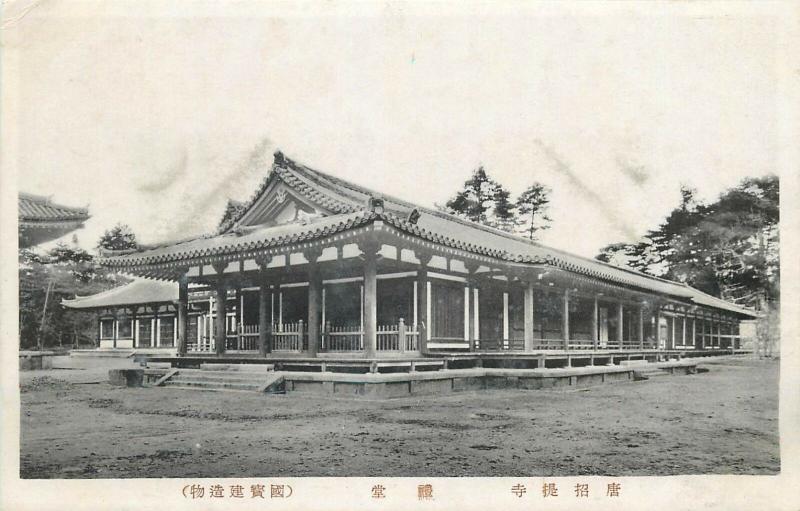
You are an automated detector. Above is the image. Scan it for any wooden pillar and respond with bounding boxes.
[176,272,189,356]
[256,256,272,356]
[213,262,227,356]
[361,241,379,358]
[523,281,534,352]
[398,318,406,353]
[692,315,697,348]
[654,307,661,350]
[502,289,509,342]
[563,289,570,350]
[235,285,242,351]
[466,263,479,352]
[416,252,432,353]
[616,302,624,348]
[258,283,271,356]
[150,308,156,347]
[113,311,118,348]
[638,304,645,350]
[306,248,323,357]
[591,295,599,350]
[701,316,706,349]
[682,313,687,348]
[132,310,138,348]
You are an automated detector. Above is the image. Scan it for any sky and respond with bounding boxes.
[8,1,780,258]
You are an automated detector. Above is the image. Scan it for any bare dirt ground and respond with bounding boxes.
[19,356,778,478]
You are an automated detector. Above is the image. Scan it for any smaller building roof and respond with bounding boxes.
[19,192,90,222]
[19,192,91,248]
[62,279,178,309]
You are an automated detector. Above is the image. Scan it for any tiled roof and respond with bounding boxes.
[100,151,757,318]
[258,154,756,316]
[62,278,178,309]
[19,192,90,223]
[102,211,376,267]
[216,199,247,232]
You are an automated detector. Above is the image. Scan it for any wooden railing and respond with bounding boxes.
[698,334,742,349]
[377,324,399,351]
[273,321,307,352]
[234,324,259,351]
[404,327,419,351]
[188,320,214,353]
[477,338,524,351]
[323,324,363,352]
[376,319,418,352]
[567,339,596,350]
[187,339,214,352]
[531,338,566,350]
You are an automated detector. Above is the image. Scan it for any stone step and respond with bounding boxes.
[199,363,275,372]
[71,349,135,358]
[619,359,650,367]
[632,369,670,381]
[163,379,264,391]
[160,370,285,393]
[176,369,274,380]
[162,385,261,394]
[169,374,271,384]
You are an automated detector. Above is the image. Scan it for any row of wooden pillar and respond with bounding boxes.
[171,251,734,356]
[520,282,649,350]
[177,243,422,358]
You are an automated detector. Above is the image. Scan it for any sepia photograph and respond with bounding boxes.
[2,1,798,510]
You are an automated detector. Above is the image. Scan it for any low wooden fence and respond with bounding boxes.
[323,319,419,352]
[273,322,307,352]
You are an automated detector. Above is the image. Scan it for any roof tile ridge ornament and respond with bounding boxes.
[367,195,385,214]
[218,149,289,234]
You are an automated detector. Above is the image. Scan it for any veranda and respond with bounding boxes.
[96,221,744,360]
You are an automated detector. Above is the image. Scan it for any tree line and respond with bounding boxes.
[595,176,779,311]
[441,166,553,241]
[19,224,139,350]
[21,171,778,352]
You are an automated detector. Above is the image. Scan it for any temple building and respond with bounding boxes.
[19,192,90,248]
[63,151,756,367]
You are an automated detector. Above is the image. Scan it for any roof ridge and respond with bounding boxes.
[274,152,698,290]
[19,192,89,211]
[62,279,139,302]
[143,149,753,316]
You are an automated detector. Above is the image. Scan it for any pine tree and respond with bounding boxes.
[515,183,552,241]
[97,223,138,252]
[594,175,779,310]
[445,166,517,231]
